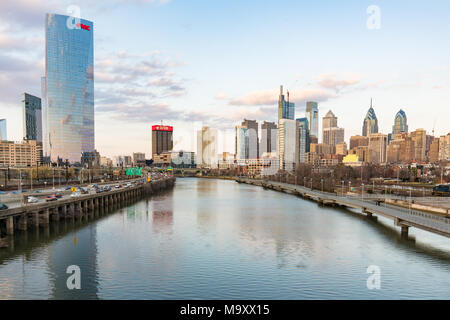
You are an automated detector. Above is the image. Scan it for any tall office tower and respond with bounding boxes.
[152,125,173,157]
[305,101,319,140]
[362,99,379,137]
[278,119,297,171]
[0,119,6,141]
[429,138,440,163]
[438,134,450,160]
[322,110,338,131]
[368,133,387,164]
[322,110,344,152]
[349,135,369,149]
[241,119,259,158]
[392,109,408,135]
[260,121,277,156]
[235,126,249,160]
[410,128,427,162]
[278,85,295,120]
[336,142,347,156]
[296,117,310,153]
[43,13,94,163]
[23,93,42,142]
[197,126,218,168]
[295,120,307,163]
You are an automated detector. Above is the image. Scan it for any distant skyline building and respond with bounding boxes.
[0,119,6,141]
[43,13,94,163]
[278,85,295,120]
[22,93,42,142]
[260,121,277,157]
[296,120,308,163]
[305,101,319,139]
[278,118,297,171]
[296,117,310,153]
[240,119,259,158]
[152,125,173,157]
[392,109,408,135]
[322,110,344,152]
[368,133,387,164]
[362,99,379,137]
[197,126,218,168]
[235,125,249,160]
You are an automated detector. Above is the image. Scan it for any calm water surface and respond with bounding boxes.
[0,178,449,299]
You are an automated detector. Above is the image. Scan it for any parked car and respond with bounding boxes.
[45,195,57,202]
[0,203,8,210]
[27,196,39,203]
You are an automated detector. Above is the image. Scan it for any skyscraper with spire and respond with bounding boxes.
[362,99,379,137]
[278,85,295,120]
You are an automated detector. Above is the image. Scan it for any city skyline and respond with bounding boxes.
[0,1,450,158]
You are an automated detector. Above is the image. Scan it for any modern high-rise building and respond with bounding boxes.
[322,110,344,152]
[322,110,338,130]
[305,101,319,140]
[22,93,42,142]
[260,121,277,157]
[278,119,297,171]
[296,117,310,153]
[235,125,249,160]
[295,120,308,163]
[362,99,379,137]
[278,85,295,120]
[197,126,218,168]
[43,13,94,163]
[0,140,43,167]
[392,109,408,135]
[368,133,387,164]
[0,119,6,141]
[240,119,259,158]
[152,125,173,157]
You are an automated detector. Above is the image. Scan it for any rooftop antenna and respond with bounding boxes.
[370,97,373,108]
[432,118,436,137]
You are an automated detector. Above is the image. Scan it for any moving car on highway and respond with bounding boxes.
[45,195,57,202]
[27,196,39,203]
[0,203,8,210]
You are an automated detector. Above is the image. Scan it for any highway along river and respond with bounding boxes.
[0,178,449,299]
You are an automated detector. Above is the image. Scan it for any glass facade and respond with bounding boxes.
[305,101,319,139]
[278,86,295,120]
[0,119,6,141]
[23,93,42,142]
[44,13,94,164]
[392,109,408,135]
[362,107,378,137]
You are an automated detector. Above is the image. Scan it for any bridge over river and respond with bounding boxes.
[237,178,450,239]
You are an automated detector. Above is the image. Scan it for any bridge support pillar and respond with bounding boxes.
[51,208,60,222]
[18,214,27,231]
[32,212,39,228]
[61,205,67,218]
[401,225,409,236]
[41,209,50,227]
[6,216,14,235]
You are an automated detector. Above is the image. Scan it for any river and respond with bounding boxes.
[0,178,449,299]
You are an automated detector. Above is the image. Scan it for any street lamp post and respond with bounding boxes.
[304,177,306,187]
[341,180,344,197]
[409,187,412,214]
[362,183,364,201]
[310,178,313,190]
[321,178,323,193]
[52,168,55,190]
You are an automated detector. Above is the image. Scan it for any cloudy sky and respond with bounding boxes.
[1,0,449,158]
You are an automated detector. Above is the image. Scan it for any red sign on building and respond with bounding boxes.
[152,125,173,132]
[76,23,91,31]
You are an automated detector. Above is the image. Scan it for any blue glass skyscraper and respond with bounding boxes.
[43,13,94,164]
[278,85,295,120]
